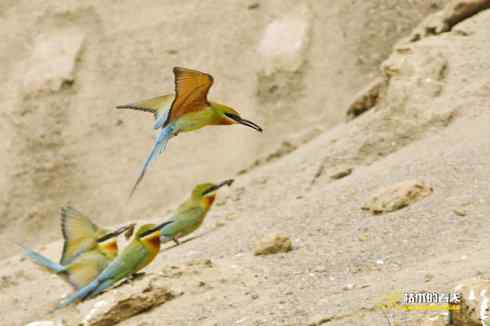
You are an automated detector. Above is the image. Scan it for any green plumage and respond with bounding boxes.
[116,67,262,197]
[22,207,129,290]
[56,223,169,308]
[160,206,207,241]
[160,180,233,244]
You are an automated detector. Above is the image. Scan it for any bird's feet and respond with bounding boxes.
[129,272,146,281]
[116,272,146,288]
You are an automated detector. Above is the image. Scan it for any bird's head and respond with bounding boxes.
[135,221,173,240]
[192,179,234,207]
[135,224,160,239]
[96,223,134,258]
[211,102,263,132]
[135,222,173,249]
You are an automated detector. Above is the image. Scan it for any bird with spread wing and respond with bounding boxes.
[55,221,171,309]
[117,67,262,197]
[20,207,133,290]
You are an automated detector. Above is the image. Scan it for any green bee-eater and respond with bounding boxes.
[116,67,262,197]
[160,179,234,245]
[21,207,132,290]
[56,221,171,309]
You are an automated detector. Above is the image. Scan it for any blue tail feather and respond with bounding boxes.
[153,108,171,130]
[55,279,99,310]
[86,279,114,299]
[20,245,65,273]
[129,125,174,198]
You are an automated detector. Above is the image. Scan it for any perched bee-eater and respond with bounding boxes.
[21,207,132,290]
[160,179,234,245]
[116,67,262,197]
[56,222,171,309]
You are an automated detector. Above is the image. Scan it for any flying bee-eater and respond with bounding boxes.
[160,179,234,245]
[116,67,262,197]
[21,207,132,290]
[56,222,171,309]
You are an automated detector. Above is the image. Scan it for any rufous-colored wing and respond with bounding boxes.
[166,67,214,125]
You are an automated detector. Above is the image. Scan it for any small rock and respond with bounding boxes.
[362,180,433,214]
[451,278,490,326]
[215,221,226,228]
[314,266,327,273]
[329,167,353,180]
[307,314,334,326]
[80,274,175,326]
[197,281,206,287]
[346,77,386,120]
[26,321,64,326]
[358,233,368,241]
[247,3,259,10]
[82,301,112,325]
[453,209,467,216]
[23,28,85,94]
[257,4,311,75]
[343,283,355,291]
[406,0,490,43]
[254,233,293,256]
[424,273,434,283]
[225,213,239,221]
[187,259,213,268]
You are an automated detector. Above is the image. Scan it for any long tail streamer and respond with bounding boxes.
[129,125,174,198]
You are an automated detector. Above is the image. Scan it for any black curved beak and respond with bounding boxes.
[97,223,134,243]
[238,118,263,132]
[202,179,234,196]
[226,113,263,132]
[140,221,174,238]
[124,223,136,240]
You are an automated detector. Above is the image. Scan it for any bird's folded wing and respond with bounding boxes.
[160,207,203,237]
[116,95,174,120]
[60,207,99,265]
[98,242,146,282]
[166,67,214,125]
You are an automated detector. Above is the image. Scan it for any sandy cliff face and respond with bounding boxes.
[5,1,490,326]
[0,0,443,255]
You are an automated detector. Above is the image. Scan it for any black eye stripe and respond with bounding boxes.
[225,113,240,120]
[202,187,216,196]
